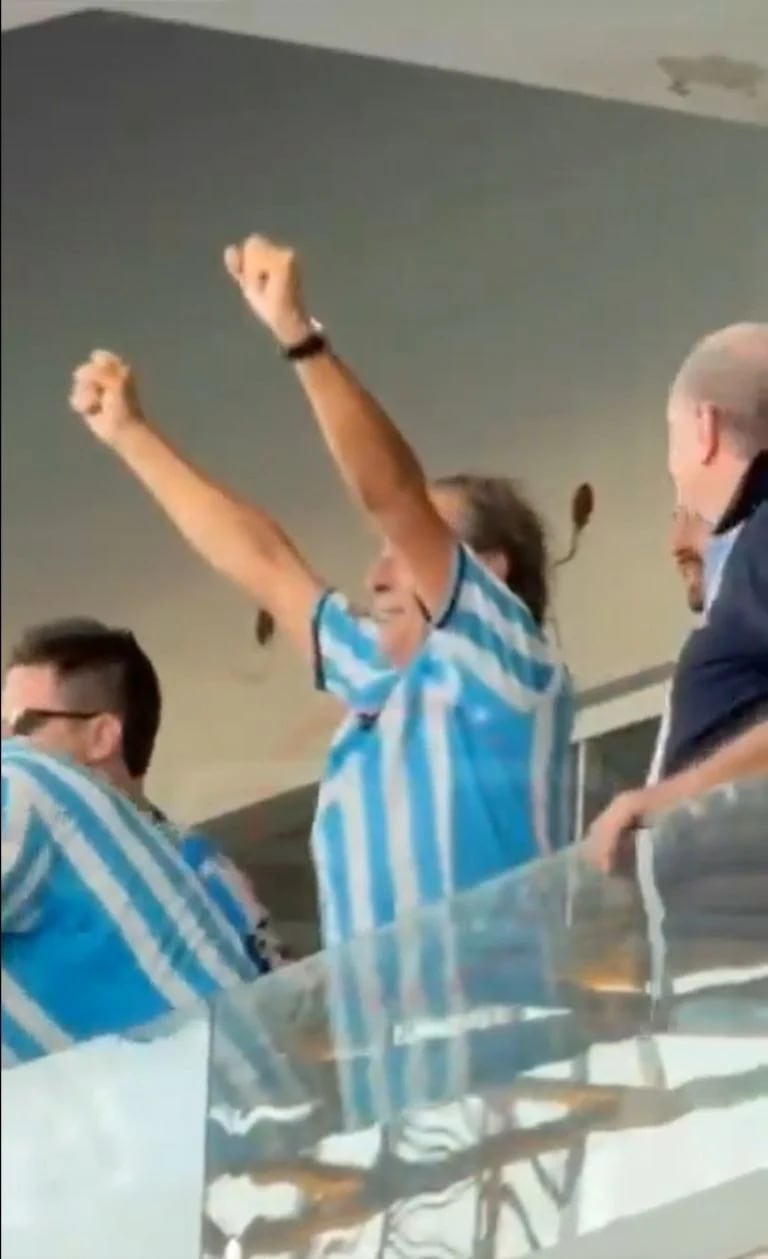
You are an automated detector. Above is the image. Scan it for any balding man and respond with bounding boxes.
[590,323,768,868]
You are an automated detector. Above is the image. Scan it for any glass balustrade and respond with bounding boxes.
[3,777,767,1259]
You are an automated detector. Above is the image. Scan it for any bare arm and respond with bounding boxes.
[69,352,322,659]
[292,353,455,613]
[225,237,456,618]
[642,720,768,814]
[588,720,768,871]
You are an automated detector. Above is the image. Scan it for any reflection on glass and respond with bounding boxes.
[202,778,768,1258]
[2,780,766,1259]
[581,717,662,829]
[1,1005,211,1259]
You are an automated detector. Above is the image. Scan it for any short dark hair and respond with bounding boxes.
[436,474,549,625]
[7,618,162,777]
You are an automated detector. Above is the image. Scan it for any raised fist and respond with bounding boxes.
[224,235,311,348]
[69,350,144,445]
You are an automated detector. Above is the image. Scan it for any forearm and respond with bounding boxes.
[294,351,426,518]
[646,720,768,815]
[111,421,297,601]
[224,234,433,535]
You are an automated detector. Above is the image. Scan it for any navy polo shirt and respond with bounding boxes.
[662,454,768,777]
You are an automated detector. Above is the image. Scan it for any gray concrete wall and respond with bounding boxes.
[3,12,767,824]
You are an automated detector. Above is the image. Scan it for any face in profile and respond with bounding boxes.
[670,506,710,615]
[365,542,428,668]
[1,662,117,770]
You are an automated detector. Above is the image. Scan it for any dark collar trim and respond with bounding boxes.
[714,452,768,535]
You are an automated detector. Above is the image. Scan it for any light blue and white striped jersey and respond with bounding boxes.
[179,835,284,973]
[1,739,257,1068]
[148,807,285,974]
[311,543,574,947]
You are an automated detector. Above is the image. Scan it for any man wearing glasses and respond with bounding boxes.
[1,619,272,1067]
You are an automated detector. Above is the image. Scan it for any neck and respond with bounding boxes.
[99,760,145,805]
[125,778,150,810]
[700,451,751,527]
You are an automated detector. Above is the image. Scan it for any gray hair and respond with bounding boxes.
[672,322,768,456]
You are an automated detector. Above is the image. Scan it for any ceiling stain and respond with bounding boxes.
[658,53,766,99]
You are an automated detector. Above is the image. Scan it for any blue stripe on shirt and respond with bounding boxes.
[18,754,247,985]
[147,812,283,975]
[358,725,398,927]
[447,609,556,692]
[406,688,445,907]
[2,741,256,1068]
[180,837,252,937]
[1,1007,44,1067]
[311,542,573,949]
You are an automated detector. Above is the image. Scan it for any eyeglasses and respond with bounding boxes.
[3,708,101,738]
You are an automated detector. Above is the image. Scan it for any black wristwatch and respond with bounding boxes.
[281,320,328,362]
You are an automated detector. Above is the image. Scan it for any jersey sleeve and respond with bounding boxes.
[2,751,52,933]
[434,544,564,709]
[311,589,396,712]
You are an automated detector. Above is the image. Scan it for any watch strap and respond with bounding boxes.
[282,324,327,362]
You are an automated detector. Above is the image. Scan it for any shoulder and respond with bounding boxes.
[725,501,767,553]
[713,503,768,615]
[2,743,61,863]
[175,828,243,887]
[741,502,768,563]
[2,743,162,861]
[726,502,767,566]
[439,545,537,625]
[176,829,218,868]
[431,544,562,694]
[3,737,46,777]
[2,738,109,793]
[2,739,82,811]
[314,588,376,638]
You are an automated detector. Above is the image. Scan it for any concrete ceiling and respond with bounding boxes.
[3,0,767,125]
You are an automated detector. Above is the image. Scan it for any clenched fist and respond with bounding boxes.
[223,235,312,348]
[69,350,144,445]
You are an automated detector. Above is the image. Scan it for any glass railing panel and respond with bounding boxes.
[203,777,768,1258]
[1,1003,211,1259]
[3,778,765,1259]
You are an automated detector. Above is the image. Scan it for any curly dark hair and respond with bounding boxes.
[435,473,549,625]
